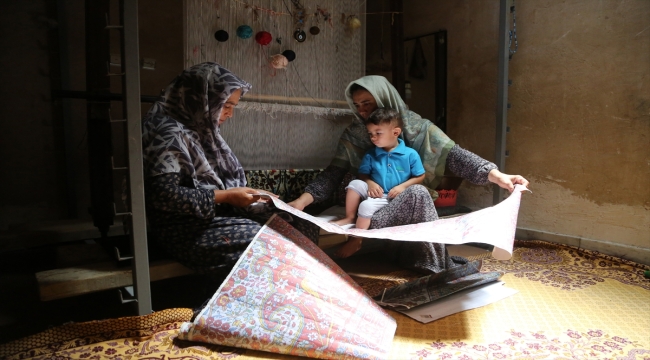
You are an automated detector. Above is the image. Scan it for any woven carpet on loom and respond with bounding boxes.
[1,240,649,360]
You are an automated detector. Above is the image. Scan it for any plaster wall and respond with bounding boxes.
[508,0,649,262]
[399,0,649,263]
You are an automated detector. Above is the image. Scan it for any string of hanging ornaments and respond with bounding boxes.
[212,1,376,44]
[211,0,400,56]
[202,0,398,118]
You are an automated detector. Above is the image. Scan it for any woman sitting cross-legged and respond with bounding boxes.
[142,62,319,286]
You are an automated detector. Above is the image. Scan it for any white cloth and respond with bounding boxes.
[346,179,390,218]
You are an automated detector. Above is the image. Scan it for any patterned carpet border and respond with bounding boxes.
[481,240,650,291]
[514,239,650,271]
[404,329,650,359]
[0,308,194,359]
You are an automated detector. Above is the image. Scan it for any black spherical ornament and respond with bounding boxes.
[282,50,296,62]
[214,30,229,42]
[293,30,306,42]
[309,26,320,35]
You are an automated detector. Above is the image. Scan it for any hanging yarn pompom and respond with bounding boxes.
[214,30,229,42]
[293,30,306,42]
[269,50,295,70]
[269,54,288,69]
[254,31,272,46]
[347,15,361,31]
[282,50,296,62]
[236,25,253,39]
[309,26,320,35]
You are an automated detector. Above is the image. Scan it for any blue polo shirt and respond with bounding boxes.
[358,138,425,193]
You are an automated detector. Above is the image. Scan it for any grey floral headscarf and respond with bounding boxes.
[142,62,252,190]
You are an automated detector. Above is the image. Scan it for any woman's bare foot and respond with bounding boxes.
[331,217,356,226]
[334,237,363,258]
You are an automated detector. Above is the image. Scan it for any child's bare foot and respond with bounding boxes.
[334,237,363,258]
[331,217,356,226]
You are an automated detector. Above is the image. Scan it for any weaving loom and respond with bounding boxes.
[184,0,365,170]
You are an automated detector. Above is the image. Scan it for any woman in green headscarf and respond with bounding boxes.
[289,76,528,273]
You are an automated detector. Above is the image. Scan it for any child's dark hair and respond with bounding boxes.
[365,108,403,129]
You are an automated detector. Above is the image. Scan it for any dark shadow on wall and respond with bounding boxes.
[0,0,183,231]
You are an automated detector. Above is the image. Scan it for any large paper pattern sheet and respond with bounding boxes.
[268,184,530,260]
[178,215,397,360]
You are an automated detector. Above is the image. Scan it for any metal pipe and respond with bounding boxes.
[493,0,510,204]
[123,0,152,316]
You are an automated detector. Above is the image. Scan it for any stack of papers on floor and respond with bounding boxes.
[373,260,518,323]
[397,281,518,323]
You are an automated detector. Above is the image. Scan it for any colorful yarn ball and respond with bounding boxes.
[309,26,320,35]
[282,50,296,62]
[347,16,361,30]
[269,54,288,69]
[236,25,253,39]
[214,30,229,42]
[255,31,272,46]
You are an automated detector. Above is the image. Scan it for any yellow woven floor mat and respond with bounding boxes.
[2,240,648,360]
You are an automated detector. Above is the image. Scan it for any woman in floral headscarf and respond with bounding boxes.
[289,76,528,272]
[142,62,318,278]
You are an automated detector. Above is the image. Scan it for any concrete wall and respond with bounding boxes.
[507,0,649,263]
[397,0,649,264]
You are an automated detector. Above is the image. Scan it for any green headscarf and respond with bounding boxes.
[331,75,455,200]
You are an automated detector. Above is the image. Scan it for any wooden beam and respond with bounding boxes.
[243,94,349,107]
[0,220,125,253]
[36,260,194,301]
